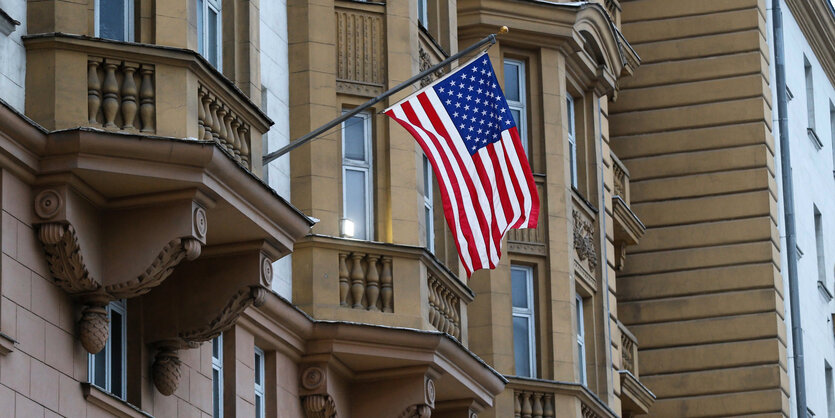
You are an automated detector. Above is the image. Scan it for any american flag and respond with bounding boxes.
[385,52,540,276]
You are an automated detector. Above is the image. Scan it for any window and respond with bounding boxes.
[830,102,835,172]
[261,88,270,185]
[423,155,434,253]
[576,294,587,385]
[95,0,133,41]
[89,300,127,399]
[806,57,816,131]
[197,0,222,70]
[212,335,223,418]
[417,0,428,27]
[254,347,265,418]
[341,111,373,240]
[511,265,535,378]
[816,206,828,291]
[504,59,528,158]
[567,95,578,188]
[827,361,835,418]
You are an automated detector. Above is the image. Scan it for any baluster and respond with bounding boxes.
[532,393,543,418]
[427,278,437,326]
[101,60,120,128]
[87,59,102,125]
[224,111,238,157]
[198,87,206,137]
[338,253,349,307]
[201,91,213,140]
[209,98,221,141]
[349,253,365,309]
[437,288,449,333]
[365,255,380,311]
[451,297,461,339]
[216,106,229,148]
[543,394,554,418]
[238,124,250,167]
[514,392,522,418]
[521,392,533,418]
[380,257,393,312]
[139,65,155,132]
[120,63,138,130]
[230,119,242,159]
[443,289,454,335]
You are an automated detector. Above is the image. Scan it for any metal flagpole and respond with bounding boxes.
[262,26,509,165]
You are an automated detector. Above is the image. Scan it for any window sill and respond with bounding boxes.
[81,383,153,418]
[817,280,833,302]
[0,332,16,355]
[808,128,823,150]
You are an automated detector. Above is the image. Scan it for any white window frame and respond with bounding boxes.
[88,299,127,400]
[212,335,223,418]
[341,111,374,240]
[511,265,536,378]
[423,154,434,253]
[197,0,223,71]
[417,0,428,27]
[94,0,134,42]
[576,294,587,385]
[254,347,265,418]
[567,95,578,188]
[504,59,529,158]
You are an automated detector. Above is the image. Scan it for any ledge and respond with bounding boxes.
[0,8,20,36]
[612,196,645,246]
[618,370,655,416]
[0,332,16,355]
[81,383,153,418]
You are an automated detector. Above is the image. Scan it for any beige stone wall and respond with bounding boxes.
[610,0,788,416]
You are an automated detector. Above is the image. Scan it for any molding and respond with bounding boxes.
[808,127,824,150]
[618,370,655,415]
[178,285,268,345]
[785,0,835,87]
[38,223,100,295]
[0,8,19,36]
[81,383,153,418]
[105,237,201,298]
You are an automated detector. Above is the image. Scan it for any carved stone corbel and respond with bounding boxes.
[301,395,337,418]
[178,285,267,344]
[300,365,337,418]
[399,405,432,418]
[105,237,202,299]
[151,344,182,396]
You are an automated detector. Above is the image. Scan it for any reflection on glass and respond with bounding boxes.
[345,169,368,240]
[99,0,126,41]
[504,63,520,101]
[511,268,528,309]
[208,9,219,67]
[344,116,367,161]
[513,316,531,377]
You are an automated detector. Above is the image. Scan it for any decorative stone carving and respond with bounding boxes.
[399,405,432,418]
[178,286,267,344]
[152,346,182,396]
[572,210,597,272]
[301,394,337,418]
[34,189,63,219]
[418,46,446,88]
[197,85,252,168]
[425,377,436,405]
[261,253,273,287]
[301,366,326,391]
[106,238,201,299]
[581,402,602,418]
[335,6,385,97]
[79,305,109,354]
[38,223,99,294]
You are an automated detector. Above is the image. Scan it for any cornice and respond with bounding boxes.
[785,0,835,86]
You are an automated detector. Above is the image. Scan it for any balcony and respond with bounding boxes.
[611,152,645,270]
[22,33,270,173]
[508,377,616,418]
[293,235,474,344]
[617,321,655,417]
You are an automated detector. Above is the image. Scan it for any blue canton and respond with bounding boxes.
[432,54,516,156]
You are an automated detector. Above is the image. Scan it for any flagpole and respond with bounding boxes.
[262,26,509,165]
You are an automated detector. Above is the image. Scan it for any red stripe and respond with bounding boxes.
[416,93,498,269]
[484,145,514,230]
[507,126,540,228]
[498,136,527,228]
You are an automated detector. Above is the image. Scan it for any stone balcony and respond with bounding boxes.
[292,235,474,345]
[507,376,617,418]
[617,320,655,417]
[22,33,269,174]
[611,152,645,270]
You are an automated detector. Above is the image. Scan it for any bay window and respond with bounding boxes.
[89,299,127,399]
[341,111,373,240]
[504,59,528,158]
[197,0,223,69]
[567,95,578,188]
[511,265,535,378]
[95,0,133,41]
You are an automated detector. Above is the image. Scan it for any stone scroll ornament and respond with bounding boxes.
[572,210,598,272]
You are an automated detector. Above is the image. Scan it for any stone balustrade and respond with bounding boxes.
[507,378,614,418]
[514,391,556,418]
[24,34,270,174]
[338,252,394,312]
[618,320,639,377]
[611,152,630,205]
[428,272,461,340]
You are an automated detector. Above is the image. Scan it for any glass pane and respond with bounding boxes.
[208,9,219,67]
[110,310,123,398]
[424,206,432,250]
[575,297,583,335]
[566,97,575,133]
[511,268,529,309]
[92,351,107,388]
[254,352,262,385]
[504,63,520,102]
[212,336,220,360]
[344,116,367,161]
[99,0,126,41]
[255,394,263,418]
[578,341,586,384]
[344,169,368,240]
[423,155,431,198]
[213,369,221,417]
[511,108,522,129]
[197,0,204,55]
[513,316,531,377]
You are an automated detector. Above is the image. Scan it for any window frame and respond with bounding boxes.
[197,0,223,71]
[94,0,134,42]
[254,347,265,418]
[211,335,224,418]
[417,0,428,28]
[423,154,434,253]
[511,265,536,378]
[341,110,374,240]
[504,59,529,159]
[576,294,587,385]
[567,94,578,188]
[88,299,127,400]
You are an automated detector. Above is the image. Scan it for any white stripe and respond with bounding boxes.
[424,91,500,265]
[492,139,522,229]
[410,92,493,267]
[476,149,508,232]
[501,130,533,221]
[388,106,475,272]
